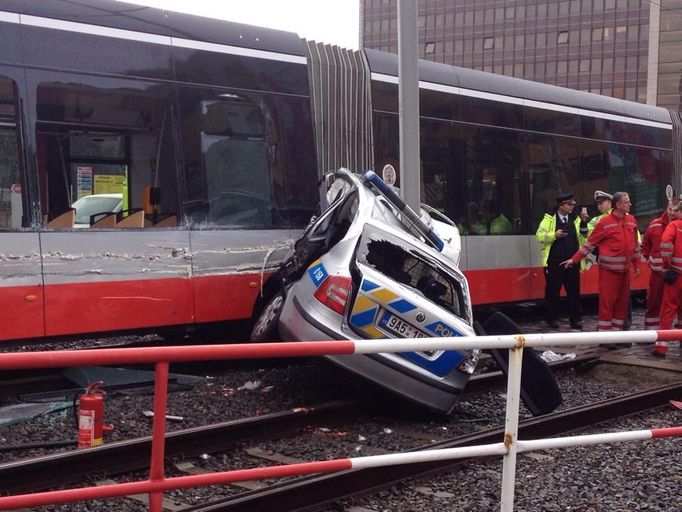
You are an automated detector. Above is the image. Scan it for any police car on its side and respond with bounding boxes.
[250,169,561,415]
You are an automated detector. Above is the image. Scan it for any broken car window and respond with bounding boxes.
[356,225,467,319]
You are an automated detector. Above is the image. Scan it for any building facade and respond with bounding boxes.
[361,0,682,111]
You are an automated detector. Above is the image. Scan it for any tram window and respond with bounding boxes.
[34,76,179,228]
[420,119,464,225]
[177,86,316,229]
[200,99,271,227]
[461,125,522,235]
[420,89,459,121]
[0,77,23,229]
[606,143,669,229]
[460,96,523,130]
[525,106,580,137]
[371,81,398,114]
[527,135,584,232]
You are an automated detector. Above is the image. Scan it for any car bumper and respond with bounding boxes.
[280,295,469,414]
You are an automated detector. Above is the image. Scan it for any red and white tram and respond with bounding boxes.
[0,0,676,343]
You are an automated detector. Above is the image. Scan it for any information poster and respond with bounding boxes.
[76,166,93,198]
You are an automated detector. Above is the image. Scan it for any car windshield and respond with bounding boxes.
[72,195,122,224]
[356,225,468,320]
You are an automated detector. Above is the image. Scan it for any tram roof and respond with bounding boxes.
[365,48,672,126]
[0,0,307,58]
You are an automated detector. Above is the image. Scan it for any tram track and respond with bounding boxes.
[0,353,598,496]
[0,376,678,510]
[178,383,682,512]
[0,400,358,495]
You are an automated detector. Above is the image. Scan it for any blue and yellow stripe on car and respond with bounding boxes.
[350,278,465,376]
[350,278,419,338]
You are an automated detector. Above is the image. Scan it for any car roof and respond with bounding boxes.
[78,194,122,199]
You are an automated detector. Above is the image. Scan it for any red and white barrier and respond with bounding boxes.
[0,329,679,512]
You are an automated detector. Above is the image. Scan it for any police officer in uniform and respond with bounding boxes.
[536,192,588,329]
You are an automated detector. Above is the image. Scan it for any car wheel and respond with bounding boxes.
[250,290,285,341]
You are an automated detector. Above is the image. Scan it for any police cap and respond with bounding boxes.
[555,192,574,203]
[593,190,613,202]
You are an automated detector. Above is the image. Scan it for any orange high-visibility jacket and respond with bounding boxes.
[660,219,682,272]
[571,211,641,273]
[642,213,669,273]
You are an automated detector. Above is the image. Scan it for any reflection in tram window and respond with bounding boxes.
[0,76,23,229]
[463,125,522,234]
[201,99,271,227]
[34,76,179,228]
[527,134,582,231]
[177,86,317,229]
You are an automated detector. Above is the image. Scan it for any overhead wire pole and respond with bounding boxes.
[397,0,420,211]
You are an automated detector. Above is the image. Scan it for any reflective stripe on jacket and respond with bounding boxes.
[535,213,586,268]
[571,211,641,273]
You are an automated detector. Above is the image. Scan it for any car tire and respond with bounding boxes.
[250,290,285,342]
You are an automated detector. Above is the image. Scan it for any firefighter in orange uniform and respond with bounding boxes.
[642,197,680,330]
[655,201,682,357]
[561,192,641,332]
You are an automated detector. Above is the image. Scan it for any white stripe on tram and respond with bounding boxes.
[371,72,672,130]
[0,10,306,65]
[171,37,306,65]
[20,14,172,45]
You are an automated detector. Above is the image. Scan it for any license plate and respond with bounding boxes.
[380,312,425,339]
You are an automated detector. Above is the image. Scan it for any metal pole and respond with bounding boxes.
[149,361,170,512]
[500,346,523,511]
[397,0,420,211]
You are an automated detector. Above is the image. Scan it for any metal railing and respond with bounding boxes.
[0,330,680,511]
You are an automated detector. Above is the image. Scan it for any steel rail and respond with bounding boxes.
[179,382,682,512]
[0,400,357,495]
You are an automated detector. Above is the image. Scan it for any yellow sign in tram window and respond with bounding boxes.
[94,174,126,194]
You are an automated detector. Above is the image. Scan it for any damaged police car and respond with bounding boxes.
[250,169,561,415]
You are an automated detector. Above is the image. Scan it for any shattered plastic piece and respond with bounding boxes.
[382,428,393,434]
[354,445,363,452]
[540,350,577,362]
[199,454,211,460]
[238,380,262,391]
[142,410,184,422]
[670,400,682,410]
[261,386,274,393]
[358,435,366,442]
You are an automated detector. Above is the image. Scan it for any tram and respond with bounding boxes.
[0,0,677,343]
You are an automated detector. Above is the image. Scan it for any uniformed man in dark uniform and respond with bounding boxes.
[535,192,588,329]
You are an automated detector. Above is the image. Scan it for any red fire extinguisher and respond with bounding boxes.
[77,381,114,448]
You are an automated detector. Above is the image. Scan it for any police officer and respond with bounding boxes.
[588,190,613,236]
[536,192,588,330]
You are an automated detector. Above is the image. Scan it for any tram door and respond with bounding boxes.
[0,74,44,340]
